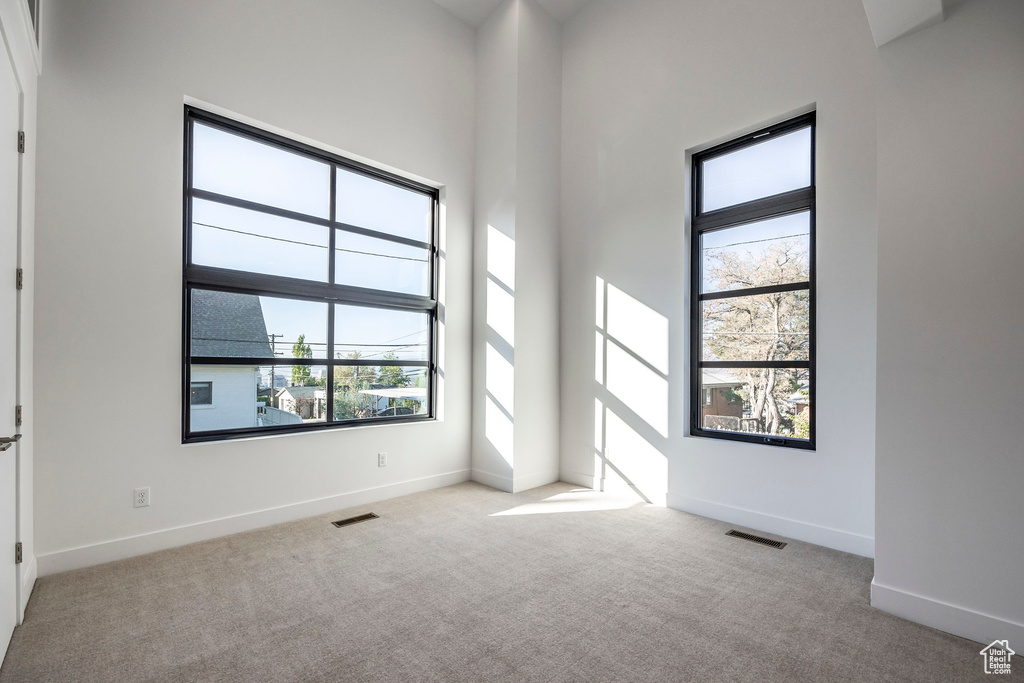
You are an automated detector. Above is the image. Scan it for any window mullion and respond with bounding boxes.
[699,281,810,301]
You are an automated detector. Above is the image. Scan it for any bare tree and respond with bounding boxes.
[703,238,809,435]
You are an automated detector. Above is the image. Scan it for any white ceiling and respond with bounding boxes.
[861,0,944,47]
[431,0,595,27]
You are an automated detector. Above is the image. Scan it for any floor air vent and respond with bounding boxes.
[332,512,379,528]
[726,529,786,549]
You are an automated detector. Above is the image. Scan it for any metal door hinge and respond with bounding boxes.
[17,131,25,154]
[15,405,22,427]
[16,268,23,290]
[15,542,22,564]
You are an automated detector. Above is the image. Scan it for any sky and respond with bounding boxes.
[191,122,432,363]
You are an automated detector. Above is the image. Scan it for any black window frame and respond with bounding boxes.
[690,112,816,450]
[182,106,438,443]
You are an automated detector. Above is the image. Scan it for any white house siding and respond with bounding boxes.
[189,366,259,432]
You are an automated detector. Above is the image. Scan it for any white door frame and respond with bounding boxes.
[0,0,40,632]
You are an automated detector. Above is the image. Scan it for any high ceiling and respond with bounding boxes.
[432,0,950,49]
[430,0,595,26]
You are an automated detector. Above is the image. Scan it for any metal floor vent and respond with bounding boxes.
[726,529,787,549]
[332,512,379,528]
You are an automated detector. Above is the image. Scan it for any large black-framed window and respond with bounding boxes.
[183,107,438,443]
[690,112,815,450]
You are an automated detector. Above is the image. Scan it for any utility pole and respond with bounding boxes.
[269,333,283,407]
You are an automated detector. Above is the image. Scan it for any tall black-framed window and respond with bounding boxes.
[690,112,815,450]
[183,107,438,443]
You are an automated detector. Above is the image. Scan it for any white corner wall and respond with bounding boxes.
[873,0,1024,645]
[559,0,878,555]
[34,0,476,575]
[472,0,561,493]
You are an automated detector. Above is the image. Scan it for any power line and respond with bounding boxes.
[194,221,427,262]
[702,233,808,251]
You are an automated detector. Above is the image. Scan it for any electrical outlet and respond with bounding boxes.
[134,487,150,508]
[378,452,387,468]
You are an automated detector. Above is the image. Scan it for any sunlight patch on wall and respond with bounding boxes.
[486,343,514,416]
[486,279,515,347]
[487,225,515,290]
[606,339,669,437]
[605,408,667,506]
[607,283,668,374]
[485,395,514,466]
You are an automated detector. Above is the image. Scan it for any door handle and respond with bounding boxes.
[0,434,21,452]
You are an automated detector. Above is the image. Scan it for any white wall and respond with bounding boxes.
[0,0,39,618]
[511,0,561,491]
[559,0,878,555]
[872,0,1024,645]
[34,0,475,574]
[473,0,519,489]
[472,0,561,493]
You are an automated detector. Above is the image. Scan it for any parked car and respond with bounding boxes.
[374,406,414,418]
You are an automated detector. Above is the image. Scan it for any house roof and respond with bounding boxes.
[276,386,325,401]
[702,370,743,388]
[191,290,273,358]
[358,387,428,400]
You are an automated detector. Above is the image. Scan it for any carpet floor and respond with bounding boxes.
[0,482,993,682]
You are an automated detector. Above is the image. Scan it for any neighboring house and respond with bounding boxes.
[259,370,289,391]
[789,384,810,416]
[275,386,327,421]
[189,290,273,432]
[701,370,744,429]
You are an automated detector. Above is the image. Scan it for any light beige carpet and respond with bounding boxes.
[0,482,991,682]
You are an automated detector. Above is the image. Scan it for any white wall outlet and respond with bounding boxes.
[378,452,387,468]
[134,487,150,508]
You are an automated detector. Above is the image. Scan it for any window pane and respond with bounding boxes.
[190,382,212,405]
[701,212,810,294]
[700,367,810,438]
[334,231,430,295]
[190,290,327,359]
[189,364,328,432]
[701,126,811,212]
[334,305,430,361]
[335,167,431,243]
[333,366,428,421]
[191,199,329,281]
[702,290,809,362]
[192,122,330,218]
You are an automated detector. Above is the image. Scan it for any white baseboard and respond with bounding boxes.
[18,555,36,622]
[558,469,595,488]
[512,469,560,493]
[471,468,513,492]
[871,578,1024,647]
[667,493,874,557]
[37,469,471,577]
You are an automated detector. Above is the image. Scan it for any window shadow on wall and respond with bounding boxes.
[593,277,669,505]
[484,225,516,470]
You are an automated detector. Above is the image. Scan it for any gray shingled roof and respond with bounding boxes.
[191,290,273,357]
